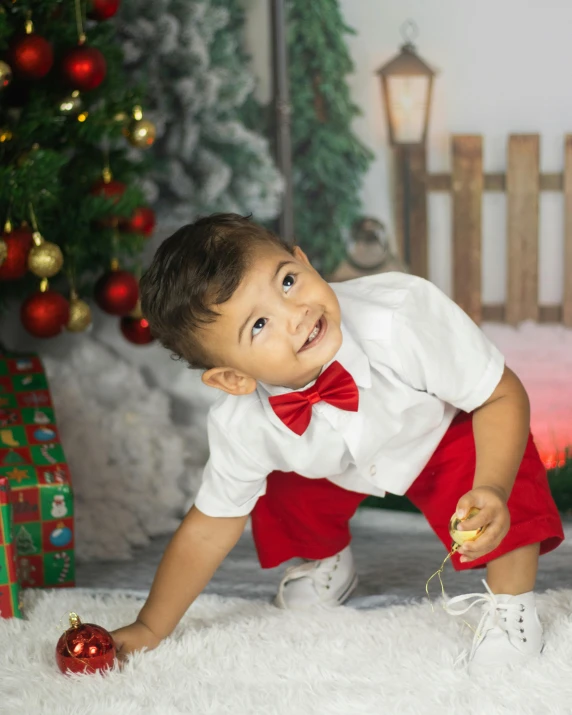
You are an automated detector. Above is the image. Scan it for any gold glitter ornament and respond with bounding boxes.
[449,507,486,547]
[67,292,92,332]
[28,231,64,278]
[124,105,156,148]
[59,90,82,116]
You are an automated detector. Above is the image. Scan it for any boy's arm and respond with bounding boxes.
[455,365,530,561]
[111,505,249,657]
[471,365,530,499]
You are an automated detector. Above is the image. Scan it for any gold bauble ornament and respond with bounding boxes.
[0,238,7,266]
[124,106,156,148]
[28,233,64,278]
[59,90,82,116]
[67,294,92,332]
[125,118,156,148]
[0,128,13,143]
[449,507,485,547]
[0,60,12,91]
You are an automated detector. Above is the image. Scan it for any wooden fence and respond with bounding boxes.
[393,134,572,327]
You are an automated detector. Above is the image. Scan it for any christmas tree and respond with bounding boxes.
[15,525,36,555]
[0,0,155,342]
[116,0,283,227]
[287,0,374,272]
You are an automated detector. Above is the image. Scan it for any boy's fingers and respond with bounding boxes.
[454,494,475,519]
[456,508,491,531]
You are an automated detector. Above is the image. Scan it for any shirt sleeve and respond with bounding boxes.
[193,413,269,518]
[388,277,505,413]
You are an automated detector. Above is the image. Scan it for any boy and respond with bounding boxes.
[111,214,563,674]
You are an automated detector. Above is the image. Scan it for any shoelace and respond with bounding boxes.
[444,579,526,663]
[278,555,340,602]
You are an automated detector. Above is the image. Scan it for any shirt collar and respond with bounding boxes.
[257,322,371,431]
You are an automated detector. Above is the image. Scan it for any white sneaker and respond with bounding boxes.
[445,580,544,675]
[274,545,358,610]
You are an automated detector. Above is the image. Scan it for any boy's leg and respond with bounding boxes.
[406,412,564,576]
[251,472,367,609]
[406,411,564,672]
[486,542,539,596]
[251,471,367,568]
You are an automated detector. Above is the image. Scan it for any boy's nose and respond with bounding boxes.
[286,303,310,335]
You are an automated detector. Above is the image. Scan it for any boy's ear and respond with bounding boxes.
[292,245,312,267]
[202,367,257,396]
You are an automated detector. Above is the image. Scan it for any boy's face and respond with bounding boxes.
[200,245,343,393]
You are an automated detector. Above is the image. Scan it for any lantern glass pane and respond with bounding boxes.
[387,75,429,144]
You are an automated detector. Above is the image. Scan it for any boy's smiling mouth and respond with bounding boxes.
[298,317,326,352]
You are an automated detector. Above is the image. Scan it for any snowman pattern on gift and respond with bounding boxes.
[51,494,68,519]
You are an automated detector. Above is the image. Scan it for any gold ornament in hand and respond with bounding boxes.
[449,507,486,547]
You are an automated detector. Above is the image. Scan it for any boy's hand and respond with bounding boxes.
[455,486,510,563]
[111,620,162,662]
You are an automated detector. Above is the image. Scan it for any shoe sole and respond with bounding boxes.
[273,572,359,610]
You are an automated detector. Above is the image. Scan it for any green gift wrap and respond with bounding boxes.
[0,352,75,592]
[0,476,23,618]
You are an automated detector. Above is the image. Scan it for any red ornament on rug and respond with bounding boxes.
[9,33,54,79]
[120,315,155,345]
[61,46,107,91]
[88,0,121,21]
[56,613,116,675]
[0,226,34,280]
[21,288,70,338]
[95,267,139,315]
[121,206,156,236]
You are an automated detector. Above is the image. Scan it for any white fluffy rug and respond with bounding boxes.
[1,588,572,715]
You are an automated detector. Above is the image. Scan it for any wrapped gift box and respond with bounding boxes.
[0,353,75,597]
[0,476,23,618]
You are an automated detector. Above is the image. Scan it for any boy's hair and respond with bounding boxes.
[140,213,294,369]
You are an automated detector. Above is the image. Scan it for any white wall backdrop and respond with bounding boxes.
[243,0,572,459]
[245,0,572,304]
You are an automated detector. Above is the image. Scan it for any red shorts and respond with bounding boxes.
[251,412,564,569]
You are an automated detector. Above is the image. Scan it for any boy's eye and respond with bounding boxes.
[252,318,267,337]
[282,274,295,292]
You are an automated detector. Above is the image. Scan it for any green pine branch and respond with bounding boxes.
[0,0,150,314]
[287,0,374,273]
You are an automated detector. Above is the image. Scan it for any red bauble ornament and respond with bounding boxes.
[0,227,34,280]
[120,316,155,345]
[9,34,54,79]
[61,46,107,91]
[88,0,121,21]
[90,178,127,201]
[95,269,139,315]
[56,613,116,675]
[21,290,70,338]
[121,206,156,237]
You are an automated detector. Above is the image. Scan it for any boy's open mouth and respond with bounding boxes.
[299,317,326,352]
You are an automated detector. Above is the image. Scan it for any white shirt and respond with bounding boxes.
[194,273,505,518]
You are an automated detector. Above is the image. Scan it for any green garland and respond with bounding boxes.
[287,0,373,272]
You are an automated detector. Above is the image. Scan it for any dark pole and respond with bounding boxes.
[270,0,294,243]
[402,146,411,268]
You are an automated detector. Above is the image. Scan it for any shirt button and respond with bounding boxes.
[370,465,377,476]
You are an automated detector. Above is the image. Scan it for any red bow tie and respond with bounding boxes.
[268,361,359,436]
